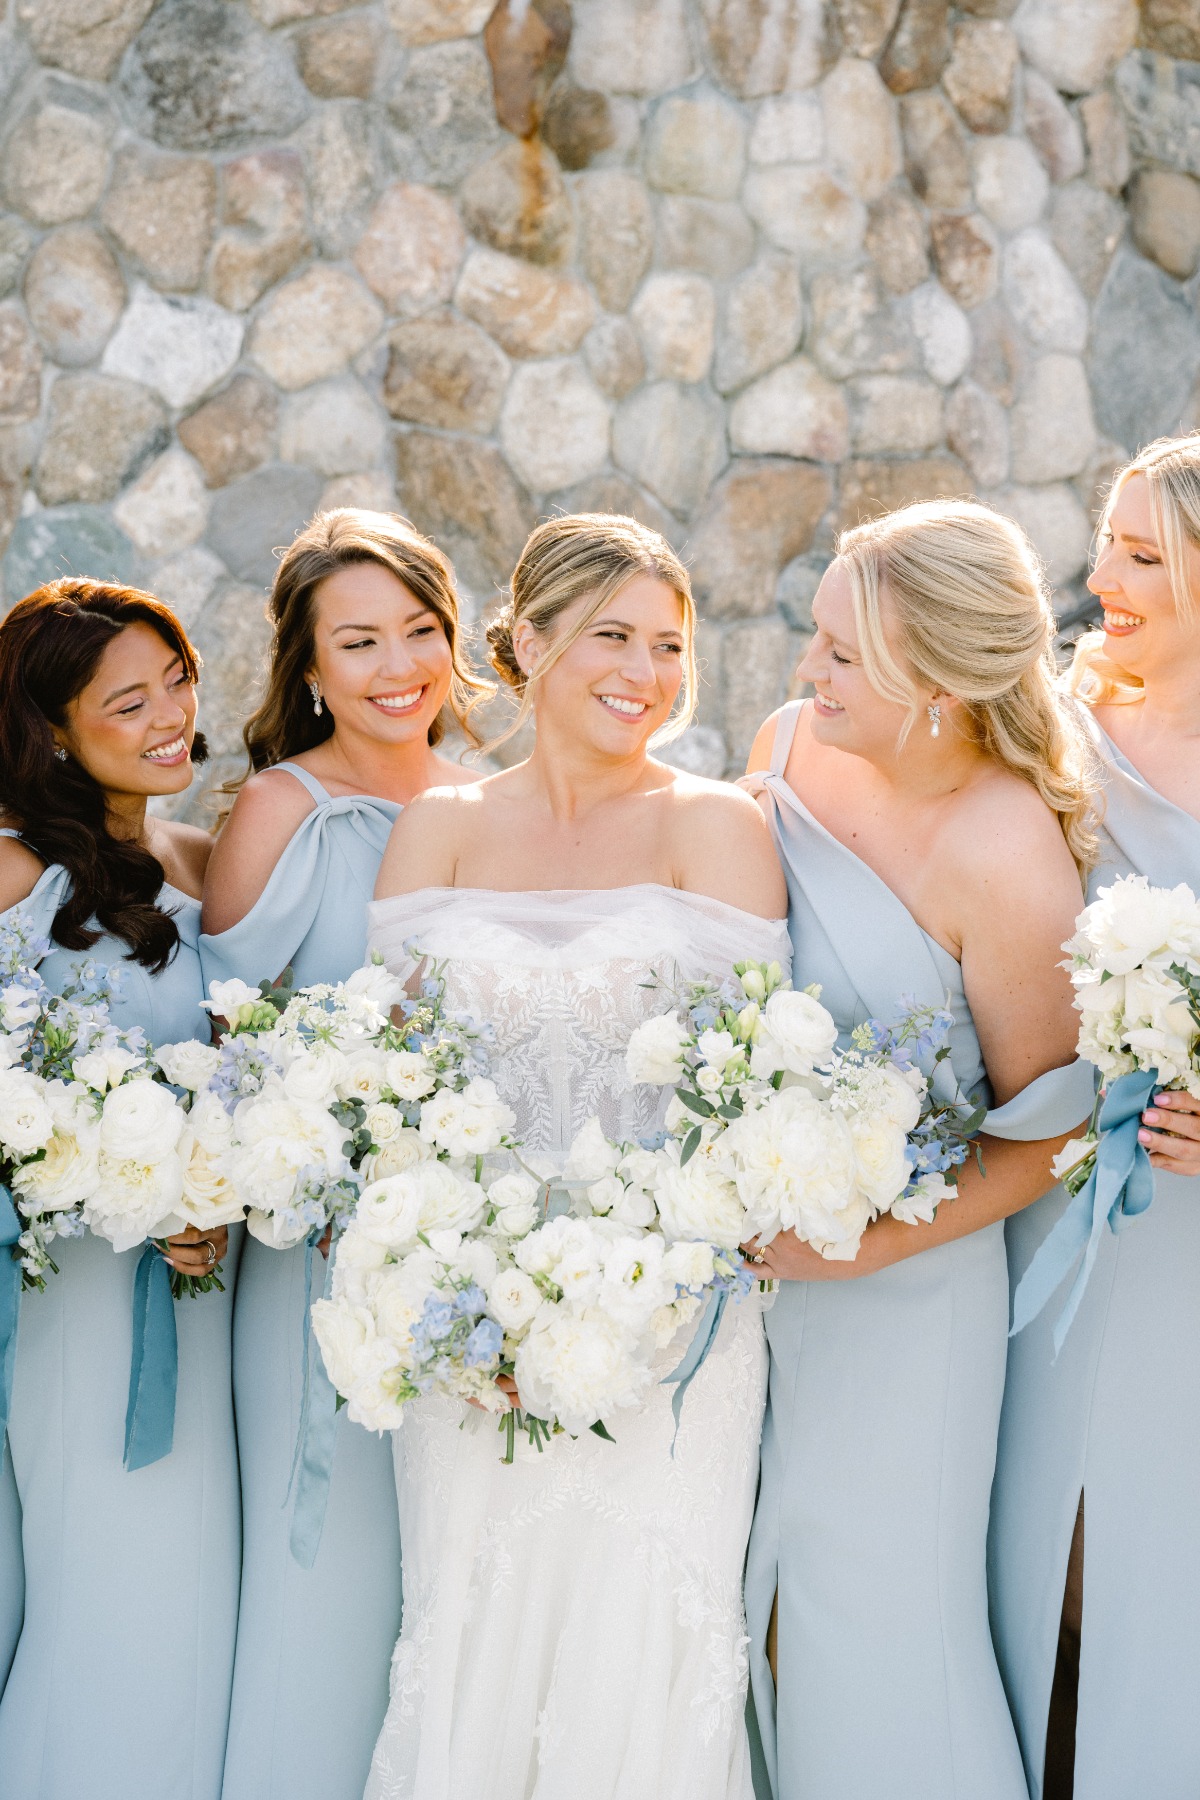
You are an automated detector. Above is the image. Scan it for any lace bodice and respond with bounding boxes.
[367,885,790,1160]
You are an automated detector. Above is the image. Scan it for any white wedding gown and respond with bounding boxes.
[364,884,792,1800]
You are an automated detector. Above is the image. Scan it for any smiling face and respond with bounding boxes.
[517,572,686,759]
[1088,472,1200,683]
[55,619,199,801]
[307,561,454,748]
[797,561,919,761]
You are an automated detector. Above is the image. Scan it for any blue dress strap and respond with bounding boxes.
[768,701,804,778]
[0,863,72,940]
[269,762,333,806]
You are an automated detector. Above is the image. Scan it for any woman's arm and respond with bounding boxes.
[200,771,316,936]
[671,778,787,920]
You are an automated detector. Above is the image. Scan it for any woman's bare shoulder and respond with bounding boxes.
[658,769,787,917]
[0,829,47,913]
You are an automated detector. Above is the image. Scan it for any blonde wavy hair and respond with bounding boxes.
[837,499,1098,877]
[1067,432,1200,707]
[483,513,697,754]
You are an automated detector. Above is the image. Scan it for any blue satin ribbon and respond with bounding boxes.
[661,1286,727,1447]
[287,1231,339,1570]
[1010,1067,1157,1355]
[124,1243,178,1470]
[0,1186,21,1436]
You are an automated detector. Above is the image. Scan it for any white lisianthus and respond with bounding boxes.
[418,1078,514,1159]
[74,1045,140,1094]
[282,1043,350,1109]
[344,959,406,1014]
[625,1012,691,1086]
[755,989,838,1077]
[85,1148,186,1250]
[697,1028,736,1071]
[514,1310,651,1437]
[564,1116,621,1183]
[203,978,263,1025]
[0,1031,28,1068]
[848,1114,912,1211]
[617,1146,658,1189]
[486,1172,540,1237]
[486,1267,541,1334]
[654,1147,745,1249]
[13,1128,99,1212]
[600,1233,668,1333]
[608,1182,657,1228]
[384,1050,436,1102]
[891,1171,955,1226]
[155,1039,222,1092]
[99,1078,186,1165]
[227,1082,352,1215]
[586,1174,624,1215]
[0,1068,55,1157]
[649,1291,703,1350]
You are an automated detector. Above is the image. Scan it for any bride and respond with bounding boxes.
[364,513,789,1799]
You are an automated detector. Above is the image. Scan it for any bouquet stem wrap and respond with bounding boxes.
[288,1231,339,1570]
[0,1186,20,1434]
[1010,1067,1156,1355]
[124,1244,178,1470]
[660,1285,727,1447]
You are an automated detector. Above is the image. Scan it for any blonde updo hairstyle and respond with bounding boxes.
[484,513,698,753]
[836,499,1097,878]
[1068,431,1200,707]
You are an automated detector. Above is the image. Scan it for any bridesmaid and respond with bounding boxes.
[742,502,1098,1800]
[990,435,1200,1799]
[201,508,488,1800]
[0,580,238,1799]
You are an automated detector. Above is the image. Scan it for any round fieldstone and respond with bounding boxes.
[576,172,653,313]
[208,150,311,315]
[1012,0,1137,98]
[1009,354,1096,483]
[113,446,210,558]
[945,378,1010,488]
[102,286,244,411]
[582,316,645,400]
[394,430,535,595]
[571,0,697,96]
[909,281,972,386]
[301,101,381,259]
[743,167,866,264]
[382,314,510,433]
[178,376,278,489]
[730,356,850,462]
[929,213,998,311]
[821,57,902,202]
[865,191,931,296]
[249,267,382,392]
[850,374,944,454]
[16,0,156,80]
[120,0,311,151]
[0,305,42,424]
[101,146,216,293]
[386,40,504,188]
[689,457,832,619]
[1130,170,1200,282]
[2,83,114,227]
[454,249,595,359]
[460,141,574,268]
[499,359,611,495]
[1050,182,1125,301]
[207,464,324,587]
[0,219,33,299]
[899,91,971,211]
[24,228,125,367]
[354,184,465,318]
[941,19,1017,135]
[809,268,914,380]
[644,92,747,201]
[295,15,382,99]
[279,379,386,478]
[630,273,715,384]
[714,257,804,395]
[35,373,166,504]
[4,506,139,605]
[1001,230,1088,355]
[656,198,755,281]
[612,381,726,517]
[698,0,827,96]
[972,137,1050,234]
[386,0,492,41]
[748,92,824,166]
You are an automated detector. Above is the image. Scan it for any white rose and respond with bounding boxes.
[418,1078,514,1159]
[654,1148,745,1249]
[848,1115,912,1210]
[697,1028,736,1071]
[625,1012,691,1087]
[408,1160,487,1237]
[99,1079,185,1165]
[487,1267,542,1335]
[13,1129,98,1213]
[353,1174,425,1250]
[662,1239,716,1291]
[696,1066,724,1094]
[384,1051,436,1102]
[486,1172,541,1237]
[336,1051,387,1107]
[85,1149,186,1250]
[155,1039,222,1092]
[178,1127,244,1227]
[363,1100,402,1146]
[74,1045,140,1094]
[514,1310,652,1437]
[564,1116,621,1183]
[756,989,838,1077]
[0,1068,55,1157]
[282,1043,350,1109]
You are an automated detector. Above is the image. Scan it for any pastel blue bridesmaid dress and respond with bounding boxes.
[0,1439,20,1692]
[0,852,241,1800]
[199,764,403,1800]
[744,702,1093,1800]
[989,711,1200,1799]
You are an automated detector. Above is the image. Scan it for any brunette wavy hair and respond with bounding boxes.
[0,579,208,972]
[227,509,492,793]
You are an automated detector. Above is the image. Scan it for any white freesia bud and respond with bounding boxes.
[740,967,767,1003]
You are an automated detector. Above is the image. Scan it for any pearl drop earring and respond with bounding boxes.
[927,702,941,738]
[309,680,323,717]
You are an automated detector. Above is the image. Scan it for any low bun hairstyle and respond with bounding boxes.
[836,500,1098,879]
[229,508,493,792]
[0,579,208,972]
[483,513,697,752]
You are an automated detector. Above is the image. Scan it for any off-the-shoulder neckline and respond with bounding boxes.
[369,881,787,932]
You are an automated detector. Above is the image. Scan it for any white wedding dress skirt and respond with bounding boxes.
[363,885,792,1800]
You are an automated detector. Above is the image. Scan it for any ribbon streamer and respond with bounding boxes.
[287,1231,339,1569]
[124,1243,178,1470]
[1010,1066,1157,1355]
[0,1186,21,1436]
[661,1286,728,1447]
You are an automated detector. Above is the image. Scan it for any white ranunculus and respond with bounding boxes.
[409,1160,487,1237]
[654,1147,745,1249]
[227,1083,352,1214]
[564,1116,621,1183]
[870,1063,923,1134]
[0,1068,55,1158]
[848,1114,912,1211]
[363,1100,402,1144]
[697,1028,736,1071]
[625,1012,691,1087]
[74,1045,140,1094]
[344,959,406,1014]
[514,1309,652,1436]
[282,1043,350,1109]
[353,1174,425,1250]
[486,1266,542,1335]
[384,1050,436,1102]
[155,1039,222,1092]
[245,1207,312,1250]
[85,1148,186,1250]
[186,1090,235,1156]
[13,1128,98,1212]
[99,1079,185,1165]
[418,1078,514,1159]
[756,989,838,1077]
[486,1172,540,1237]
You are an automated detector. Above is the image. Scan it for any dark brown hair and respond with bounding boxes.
[230,508,492,789]
[0,579,208,971]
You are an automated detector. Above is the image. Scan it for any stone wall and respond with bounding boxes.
[0,0,1198,804]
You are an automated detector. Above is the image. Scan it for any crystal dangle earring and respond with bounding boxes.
[927,701,941,738]
[309,680,323,717]
[53,745,67,761]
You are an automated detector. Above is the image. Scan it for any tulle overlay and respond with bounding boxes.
[364,885,791,1800]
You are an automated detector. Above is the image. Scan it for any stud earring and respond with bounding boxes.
[53,745,67,762]
[927,702,941,739]
[309,680,323,717]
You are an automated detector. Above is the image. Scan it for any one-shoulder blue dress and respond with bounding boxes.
[989,711,1200,1799]
[0,852,240,1800]
[744,702,1092,1800]
[199,763,403,1800]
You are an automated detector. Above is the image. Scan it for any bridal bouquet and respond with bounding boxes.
[629,959,980,1261]
[171,956,514,1251]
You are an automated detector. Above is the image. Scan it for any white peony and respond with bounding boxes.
[227,1082,352,1215]
[848,1114,912,1211]
[625,1012,691,1086]
[1072,874,1200,978]
[514,1309,652,1436]
[754,989,838,1077]
[724,1085,866,1256]
[13,1128,98,1212]
[98,1078,185,1165]
[155,1039,222,1092]
[654,1147,745,1249]
[74,1045,140,1094]
[311,1299,406,1433]
[0,1068,55,1157]
[487,1267,542,1335]
[85,1148,186,1250]
[384,1051,436,1102]
[418,1078,514,1159]
[282,1043,350,1109]
[564,1116,621,1183]
[486,1172,541,1237]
